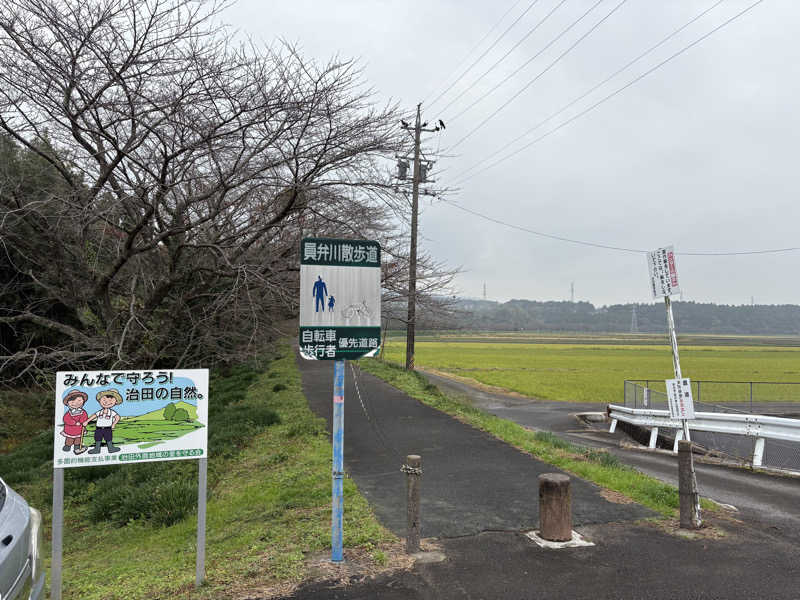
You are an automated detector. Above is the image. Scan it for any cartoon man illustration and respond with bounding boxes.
[85,389,123,453]
[313,275,327,312]
[61,389,89,455]
[328,295,335,312]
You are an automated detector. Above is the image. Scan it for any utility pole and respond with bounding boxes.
[570,282,575,303]
[630,304,638,333]
[400,104,438,371]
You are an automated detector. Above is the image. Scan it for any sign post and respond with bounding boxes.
[647,246,701,528]
[299,237,381,563]
[52,369,209,598]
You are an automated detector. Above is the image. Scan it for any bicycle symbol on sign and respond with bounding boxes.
[343,300,372,320]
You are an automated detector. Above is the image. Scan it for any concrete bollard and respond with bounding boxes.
[539,473,572,542]
[404,454,422,553]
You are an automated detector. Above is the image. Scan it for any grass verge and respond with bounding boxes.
[0,344,396,599]
[359,358,716,518]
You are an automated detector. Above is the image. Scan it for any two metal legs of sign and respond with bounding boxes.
[50,458,209,599]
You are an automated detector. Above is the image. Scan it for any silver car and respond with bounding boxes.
[0,478,44,600]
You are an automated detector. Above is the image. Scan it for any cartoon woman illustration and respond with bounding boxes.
[85,389,123,454]
[61,389,89,455]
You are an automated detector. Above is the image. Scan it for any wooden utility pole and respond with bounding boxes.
[401,104,438,371]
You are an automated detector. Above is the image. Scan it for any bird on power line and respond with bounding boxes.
[438,119,446,130]
[400,119,410,128]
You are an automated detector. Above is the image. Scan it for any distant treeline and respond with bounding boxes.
[420,299,800,335]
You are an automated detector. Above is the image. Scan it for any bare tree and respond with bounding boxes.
[0,0,406,382]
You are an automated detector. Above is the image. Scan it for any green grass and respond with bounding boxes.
[380,338,800,404]
[0,345,395,599]
[359,358,716,518]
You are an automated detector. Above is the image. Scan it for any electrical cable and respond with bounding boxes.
[450,0,728,182]
[438,0,570,117]
[448,0,629,150]
[452,0,766,184]
[447,0,602,123]
[427,0,541,110]
[438,197,800,256]
[423,0,527,107]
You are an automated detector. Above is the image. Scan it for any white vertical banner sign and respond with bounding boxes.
[647,245,680,299]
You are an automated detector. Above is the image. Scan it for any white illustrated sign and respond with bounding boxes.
[647,245,681,299]
[299,237,381,360]
[666,377,695,420]
[54,369,208,468]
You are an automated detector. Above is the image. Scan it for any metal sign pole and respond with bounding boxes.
[51,468,64,600]
[196,456,208,587]
[331,359,345,562]
[665,297,691,443]
[665,296,701,527]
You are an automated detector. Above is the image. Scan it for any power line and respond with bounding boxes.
[447,0,601,123]
[423,0,527,107]
[441,198,644,253]
[448,0,629,150]
[426,0,541,110]
[438,0,570,117]
[450,0,728,182]
[439,198,800,256]
[452,0,765,185]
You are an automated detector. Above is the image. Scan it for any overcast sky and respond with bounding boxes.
[225,0,797,307]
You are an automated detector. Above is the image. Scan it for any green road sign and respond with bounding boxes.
[299,238,381,360]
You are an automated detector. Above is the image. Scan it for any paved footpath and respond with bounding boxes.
[282,356,800,600]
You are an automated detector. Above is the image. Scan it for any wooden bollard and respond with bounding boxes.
[678,440,701,529]
[539,473,572,541]
[404,455,422,553]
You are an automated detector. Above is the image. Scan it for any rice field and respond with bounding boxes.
[379,335,800,404]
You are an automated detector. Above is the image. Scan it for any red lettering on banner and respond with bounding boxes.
[668,252,678,287]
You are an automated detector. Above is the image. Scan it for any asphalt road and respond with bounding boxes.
[422,370,800,545]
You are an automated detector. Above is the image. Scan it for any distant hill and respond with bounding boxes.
[128,401,198,421]
[421,299,800,336]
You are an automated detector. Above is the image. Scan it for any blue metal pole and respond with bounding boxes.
[331,359,345,562]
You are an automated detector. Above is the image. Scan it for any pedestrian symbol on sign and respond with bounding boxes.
[313,275,328,312]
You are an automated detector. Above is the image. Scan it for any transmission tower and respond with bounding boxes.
[630,305,639,333]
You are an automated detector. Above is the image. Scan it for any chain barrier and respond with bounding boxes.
[349,361,405,463]
[400,464,423,476]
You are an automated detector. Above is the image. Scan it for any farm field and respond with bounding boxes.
[379,334,800,405]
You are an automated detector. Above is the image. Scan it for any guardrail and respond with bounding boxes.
[607,404,800,468]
